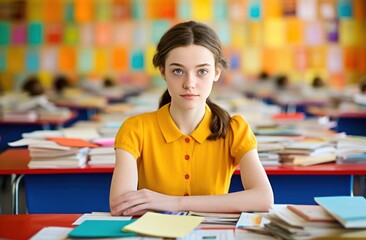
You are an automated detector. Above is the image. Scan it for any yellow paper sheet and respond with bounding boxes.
[123,212,204,238]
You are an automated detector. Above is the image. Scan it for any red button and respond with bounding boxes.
[185,138,190,143]
[184,193,189,196]
[185,174,190,179]
[185,155,190,160]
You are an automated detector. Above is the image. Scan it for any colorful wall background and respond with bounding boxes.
[0,0,365,91]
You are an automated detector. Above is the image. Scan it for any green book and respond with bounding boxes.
[68,220,137,238]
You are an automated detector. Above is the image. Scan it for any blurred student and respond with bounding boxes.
[22,75,45,97]
[272,74,302,110]
[15,75,58,112]
[353,75,366,106]
[248,71,275,101]
[110,21,273,216]
[302,76,331,105]
[53,74,71,96]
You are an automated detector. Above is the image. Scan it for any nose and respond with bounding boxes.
[183,73,196,89]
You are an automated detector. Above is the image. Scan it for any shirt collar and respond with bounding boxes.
[157,104,212,144]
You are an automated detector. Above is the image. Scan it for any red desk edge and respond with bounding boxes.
[0,214,81,240]
[2,148,366,175]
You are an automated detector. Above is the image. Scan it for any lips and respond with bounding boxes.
[180,94,199,99]
[181,94,197,97]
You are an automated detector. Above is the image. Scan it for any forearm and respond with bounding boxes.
[177,188,273,213]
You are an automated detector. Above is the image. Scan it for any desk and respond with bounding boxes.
[0,214,272,240]
[0,112,77,152]
[0,214,81,240]
[306,106,366,136]
[0,149,113,214]
[2,149,366,214]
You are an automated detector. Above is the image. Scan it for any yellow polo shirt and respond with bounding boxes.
[114,103,257,196]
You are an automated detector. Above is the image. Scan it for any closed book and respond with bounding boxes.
[68,220,136,238]
[293,154,336,166]
[314,196,366,228]
[287,204,335,222]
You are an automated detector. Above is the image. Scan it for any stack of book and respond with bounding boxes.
[336,136,366,164]
[278,141,336,166]
[27,140,90,168]
[264,204,352,239]
[265,196,366,239]
[88,147,115,165]
[256,136,295,166]
[9,137,96,168]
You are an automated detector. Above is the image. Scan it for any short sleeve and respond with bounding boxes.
[114,116,143,159]
[229,115,257,165]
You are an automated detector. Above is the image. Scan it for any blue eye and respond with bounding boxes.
[198,69,208,75]
[173,69,183,75]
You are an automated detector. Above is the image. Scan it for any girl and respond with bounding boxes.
[110,21,273,216]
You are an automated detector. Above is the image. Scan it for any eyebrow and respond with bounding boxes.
[168,63,212,68]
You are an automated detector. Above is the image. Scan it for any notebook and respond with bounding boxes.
[68,220,136,238]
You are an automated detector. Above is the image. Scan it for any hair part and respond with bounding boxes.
[155,21,231,140]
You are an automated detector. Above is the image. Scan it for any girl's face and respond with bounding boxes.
[160,44,221,110]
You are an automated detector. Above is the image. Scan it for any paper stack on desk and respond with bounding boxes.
[187,211,240,225]
[278,141,336,166]
[336,136,366,164]
[8,138,91,168]
[88,146,115,165]
[264,203,365,239]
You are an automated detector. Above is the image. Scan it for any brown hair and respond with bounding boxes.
[22,75,44,96]
[153,21,230,140]
[360,75,366,94]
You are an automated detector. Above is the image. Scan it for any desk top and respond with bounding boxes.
[0,214,81,240]
[2,148,366,175]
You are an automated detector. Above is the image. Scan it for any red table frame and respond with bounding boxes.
[1,149,366,214]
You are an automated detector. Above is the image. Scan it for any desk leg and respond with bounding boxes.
[42,123,51,130]
[351,175,354,197]
[11,174,24,214]
[87,108,97,120]
[360,175,366,197]
[287,104,296,113]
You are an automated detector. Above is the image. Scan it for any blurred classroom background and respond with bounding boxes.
[0,0,365,92]
[1,0,366,215]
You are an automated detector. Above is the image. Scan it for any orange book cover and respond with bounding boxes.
[272,112,305,121]
[47,137,99,148]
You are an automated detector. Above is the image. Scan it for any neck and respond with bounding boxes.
[169,103,206,135]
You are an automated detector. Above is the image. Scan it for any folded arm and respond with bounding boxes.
[110,148,273,216]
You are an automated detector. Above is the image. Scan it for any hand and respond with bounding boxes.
[110,188,179,216]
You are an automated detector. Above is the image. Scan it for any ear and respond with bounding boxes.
[159,67,166,81]
[214,67,222,82]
